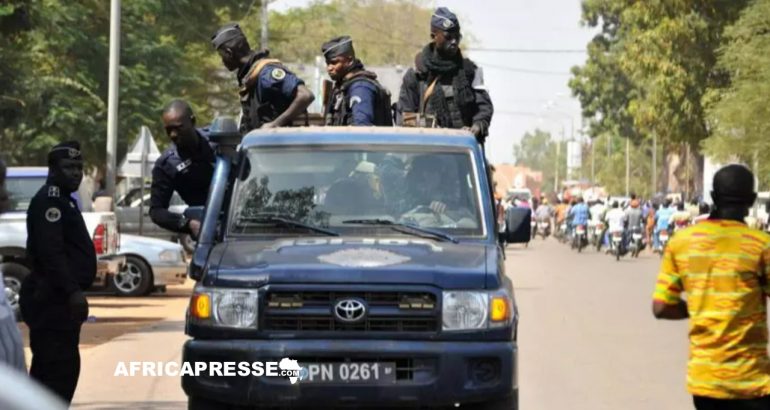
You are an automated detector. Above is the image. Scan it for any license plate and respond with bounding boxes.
[632,234,642,239]
[660,234,669,241]
[576,227,585,234]
[299,362,396,384]
[539,223,548,228]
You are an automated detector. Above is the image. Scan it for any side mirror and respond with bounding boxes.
[184,206,205,222]
[504,207,531,244]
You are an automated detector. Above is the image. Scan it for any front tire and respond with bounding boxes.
[0,262,29,321]
[109,256,153,296]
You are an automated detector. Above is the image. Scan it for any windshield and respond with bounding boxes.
[228,146,485,238]
[6,176,46,212]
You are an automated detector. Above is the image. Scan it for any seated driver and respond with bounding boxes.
[397,155,475,227]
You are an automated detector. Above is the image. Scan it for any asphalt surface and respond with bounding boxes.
[60,238,693,409]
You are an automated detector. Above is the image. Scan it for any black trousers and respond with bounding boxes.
[29,326,82,404]
[694,395,770,410]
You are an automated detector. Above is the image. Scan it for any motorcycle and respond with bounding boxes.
[557,222,569,243]
[573,224,588,253]
[609,230,625,261]
[656,229,670,256]
[538,220,551,239]
[592,221,605,252]
[628,228,644,258]
[531,220,538,241]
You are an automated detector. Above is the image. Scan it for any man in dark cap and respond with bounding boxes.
[19,141,94,404]
[211,23,315,133]
[322,35,392,126]
[653,164,770,409]
[150,100,215,238]
[398,7,493,144]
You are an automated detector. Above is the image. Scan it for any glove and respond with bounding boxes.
[68,290,89,323]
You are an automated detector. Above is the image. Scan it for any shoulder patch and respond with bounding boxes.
[45,207,62,223]
[48,186,60,198]
[271,68,286,81]
[349,95,362,108]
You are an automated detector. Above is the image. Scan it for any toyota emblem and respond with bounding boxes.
[333,298,367,323]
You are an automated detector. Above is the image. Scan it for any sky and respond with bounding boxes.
[273,0,597,165]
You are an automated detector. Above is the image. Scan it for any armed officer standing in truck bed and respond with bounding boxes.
[212,23,315,133]
[149,100,215,238]
[19,141,94,404]
[398,7,493,145]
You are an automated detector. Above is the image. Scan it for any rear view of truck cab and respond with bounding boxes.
[183,124,531,409]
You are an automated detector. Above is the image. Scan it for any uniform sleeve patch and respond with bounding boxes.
[271,68,286,81]
[45,207,62,222]
[48,186,60,198]
[349,96,362,108]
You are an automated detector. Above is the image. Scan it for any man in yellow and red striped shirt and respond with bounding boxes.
[653,164,770,410]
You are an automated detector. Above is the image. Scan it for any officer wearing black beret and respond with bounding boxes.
[149,100,215,237]
[322,36,392,126]
[211,23,315,133]
[398,7,494,144]
[19,140,94,404]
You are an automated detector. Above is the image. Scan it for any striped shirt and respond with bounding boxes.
[653,219,770,399]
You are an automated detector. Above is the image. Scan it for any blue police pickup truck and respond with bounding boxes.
[182,123,531,409]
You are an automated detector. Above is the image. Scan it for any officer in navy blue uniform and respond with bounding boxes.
[19,141,94,404]
[398,7,493,144]
[149,100,215,237]
[211,23,315,133]
[322,36,387,126]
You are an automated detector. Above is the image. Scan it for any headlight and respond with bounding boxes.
[190,287,259,329]
[443,291,488,331]
[158,249,179,262]
[442,290,514,332]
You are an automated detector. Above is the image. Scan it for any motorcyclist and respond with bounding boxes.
[654,199,675,250]
[534,198,554,236]
[670,202,692,232]
[568,196,589,242]
[605,201,627,253]
[625,199,645,249]
[589,199,607,249]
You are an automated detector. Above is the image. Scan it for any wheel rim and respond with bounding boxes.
[115,261,143,293]
[3,276,21,312]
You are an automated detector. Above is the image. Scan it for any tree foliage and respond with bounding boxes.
[512,129,567,194]
[703,0,770,186]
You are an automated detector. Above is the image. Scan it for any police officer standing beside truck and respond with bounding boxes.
[211,23,315,133]
[322,35,392,126]
[398,7,493,145]
[149,100,215,238]
[19,141,94,404]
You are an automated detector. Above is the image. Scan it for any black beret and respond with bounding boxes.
[322,36,355,61]
[48,140,83,163]
[211,23,245,49]
[431,7,460,32]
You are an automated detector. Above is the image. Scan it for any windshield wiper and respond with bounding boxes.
[236,214,339,236]
[342,219,459,243]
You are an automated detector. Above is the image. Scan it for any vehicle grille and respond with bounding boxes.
[263,291,439,333]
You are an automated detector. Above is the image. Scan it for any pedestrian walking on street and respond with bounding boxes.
[211,23,314,133]
[19,141,95,404]
[652,164,770,410]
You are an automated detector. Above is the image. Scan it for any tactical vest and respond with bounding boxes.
[326,74,393,126]
[239,58,286,132]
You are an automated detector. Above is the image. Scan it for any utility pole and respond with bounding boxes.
[261,0,269,50]
[652,133,657,196]
[625,137,630,197]
[105,0,121,206]
[591,139,595,185]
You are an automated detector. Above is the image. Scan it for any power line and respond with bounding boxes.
[475,61,572,76]
[467,47,586,54]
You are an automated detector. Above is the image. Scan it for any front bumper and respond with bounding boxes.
[152,264,187,286]
[95,255,125,288]
[182,339,517,409]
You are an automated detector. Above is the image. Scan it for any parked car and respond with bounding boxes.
[115,187,195,253]
[112,234,188,296]
[0,167,124,319]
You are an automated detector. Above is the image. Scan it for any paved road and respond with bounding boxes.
[63,239,692,409]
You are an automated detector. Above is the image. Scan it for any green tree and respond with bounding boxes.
[703,0,770,188]
[512,129,566,194]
